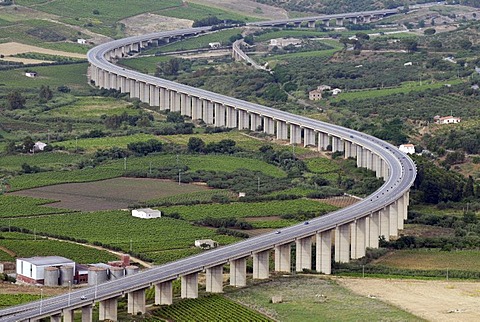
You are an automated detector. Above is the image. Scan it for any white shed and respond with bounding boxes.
[132,208,161,219]
[25,72,37,78]
[208,42,221,49]
[399,144,415,154]
[195,239,217,249]
[34,141,47,152]
[16,256,75,284]
[77,38,87,44]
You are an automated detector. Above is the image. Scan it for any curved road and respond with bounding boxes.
[0,11,416,322]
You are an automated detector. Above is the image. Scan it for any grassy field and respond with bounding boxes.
[374,249,480,272]
[43,96,135,118]
[163,199,337,221]
[227,276,423,322]
[0,152,83,171]
[118,55,174,75]
[0,63,89,92]
[0,232,117,263]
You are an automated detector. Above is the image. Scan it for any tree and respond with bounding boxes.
[402,39,418,52]
[424,28,436,35]
[22,136,35,153]
[187,137,206,153]
[39,85,53,102]
[6,91,26,110]
[459,39,472,50]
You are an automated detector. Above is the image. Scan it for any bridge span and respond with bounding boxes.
[1,11,416,322]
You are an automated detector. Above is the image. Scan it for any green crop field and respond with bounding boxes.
[151,294,272,322]
[0,211,240,256]
[0,233,117,263]
[144,189,236,206]
[118,56,174,75]
[0,63,89,92]
[0,195,72,218]
[374,249,480,272]
[0,152,83,171]
[157,2,255,22]
[163,199,337,221]
[305,157,341,174]
[0,294,41,309]
[43,96,136,118]
[227,276,422,322]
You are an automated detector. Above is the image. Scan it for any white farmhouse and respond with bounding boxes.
[403,62,413,66]
[208,42,221,49]
[77,38,87,45]
[399,144,415,154]
[132,208,161,219]
[33,141,47,152]
[331,88,342,96]
[195,239,218,249]
[436,116,461,124]
[25,72,37,78]
[16,256,75,284]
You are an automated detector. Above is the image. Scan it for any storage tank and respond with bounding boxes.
[88,267,108,285]
[109,266,125,280]
[125,265,139,276]
[59,265,74,286]
[44,266,59,286]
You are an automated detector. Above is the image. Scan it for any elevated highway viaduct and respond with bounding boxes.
[0,10,416,322]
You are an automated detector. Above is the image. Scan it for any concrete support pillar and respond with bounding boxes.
[181,272,198,299]
[98,69,106,88]
[138,82,147,103]
[356,146,363,168]
[109,73,118,90]
[335,224,350,263]
[336,18,344,26]
[307,21,316,28]
[304,128,316,147]
[229,257,247,287]
[366,151,374,170]
[226,106,237,128]
[376,156,383,178]
[250,113,262,131]
[295,237,312,272]
[316,230,331,274]
[352,217,367,259]
[63,309,74,322]
[132,81,141,99]
[192,97,202,120]
[214,103,225,127]
[318,132,329,150]
[159,88,168,110]
[369,211,380,248]
[274,244,291,272]
[389,202,399,237]
[155,280,173,305]
[371,154,378,173]
[252,250,269,279]
[344,141,352,158]
[404,191,410,219]
[119,76,127,93]
[362,149,369,168]
[379,208,390,241]
[99,297,118,321]
[276,121,288,140]
[180,93,188,116]
[206,265,223,293]
[397,195,405,230]
[203,101,214,125]
[81,305,92,322]
[170,91,180,112]
[290,124,301,145]
[382,160,389,179]
[148,85,158,107]
[237,110,249,130]
[350,143,357,158]
[127,288,146,315]
[263,117,275,135]
[50,315,62,322]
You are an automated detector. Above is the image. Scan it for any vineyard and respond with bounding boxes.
[0,152,83,172]
[150,294,272,322]
[0,234,117,263]
[0,195,72,218]
[143,189,236,207]
[163,199,338,221]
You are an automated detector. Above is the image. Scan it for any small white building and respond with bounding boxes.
[16,256,75,284]
[331,88,342,96]
[132,208,161,219]
[403,62,413,66]
[436,116,461,124]
[33,141,47,152]
[269,37,301,48]
[77,38,87,45]
[399,144,415,154]
[25,72,37,78]
[195,239,218,249]
[208,42,221,49]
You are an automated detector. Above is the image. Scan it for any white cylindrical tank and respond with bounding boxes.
[125,265,139,276]
[109,266,125,280]
[44,266,59,287]
[59,265,74,287]
[88,267,108,285]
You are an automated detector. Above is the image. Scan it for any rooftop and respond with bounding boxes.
[18,256,73,266]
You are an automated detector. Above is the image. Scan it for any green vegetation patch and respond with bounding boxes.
[374,249,480,272]
[154,29,242,53]
[159,2,254,22]
[152,294,272,322]
[227,276,422,322]
[0,195,71,218]
[143,189,235,207]
[0,211,240,254]
[163,199,337,221]
[0,152,82,171]
[0,294,40,309]
[43,96,135,118]
[0,234,117,263]
[305,157,340,174]
[118,56,173,75]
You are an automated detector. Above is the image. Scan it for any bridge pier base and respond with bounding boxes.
[369,211,380,248]
[181,272,199,298]
[63,309,74,322]
[253,250,270,279]
[155,280,173,305]
[316,230,331,274]
[99,297,118,321]
[127,288,146,315]
[296,237,312,272]
[229,257,247,287]
[206,265,223,293]
[274,244,291,272]
[50,314,61,322]
[81,305,92,322]
[335,224,350,263]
